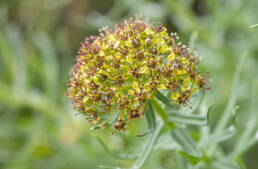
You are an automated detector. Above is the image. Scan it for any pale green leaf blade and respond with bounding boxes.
[249,24,258,29]
[152,99,176,129]
[130,121,164,169]
[214,52,246,133]
[166,105,212,126]
[199,126,237,147]
[155,90,176,108]
[137,101,156,137]
[154,132,179,150]
[171,127,202,165]
[97,137,138,160]
[212,158,241,169]
[33,32,59,100]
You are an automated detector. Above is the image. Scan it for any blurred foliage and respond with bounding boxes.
[0,0,258,169]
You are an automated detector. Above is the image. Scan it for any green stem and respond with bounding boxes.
[211,52,246,155]
[214,53,246,134]
[130,120,164,169]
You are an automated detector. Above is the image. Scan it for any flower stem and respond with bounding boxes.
[130,120,164,169]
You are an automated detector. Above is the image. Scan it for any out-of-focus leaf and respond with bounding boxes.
[231,83,257,157]
[151,99,167,120]
[99,165,124,169]
[152,99,176,129]
[166,104,212,126]
[5,26,27,90]
[212,158,241,169]
[171,127,202,165]
[155,90,175,108]
[137,101,156,137]
[188,30,198,49]
[108,111,120,126]
[186,92,205,115]
[154,132,179,150]
[232,131,258,157]
[0,82,61,118]
[130,121,164,169]
[231,106,240,126]
[199,126,236,147]
[33,32,59,101]
[249,24,258,29]
[0,31,13,82]
[211,53,246,155]
[97,137,138,160]
[90,126,101,131]
[91,111,120,131]
[214,52,246,133]
[178,151,201,165]
[235,157,246,169]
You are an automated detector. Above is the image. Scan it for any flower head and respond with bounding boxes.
[66,17,207,130]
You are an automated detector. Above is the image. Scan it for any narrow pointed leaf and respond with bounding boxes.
[188,30,198,49]
[171,127,202,165]
[97,137,138,160]
[137,101,156,137]
[90,126,101,131]
[186,92,205,114]
[108,111,120,126]
[232,132,258,157]
[199,126,237,147]
[151,99,168,120]
[215,52,246,133]
[33,32,59,101]
[178,151,202,165]
[235,157,246,169]
[154,132,179,150]
[212,158,241,169]
[249,24,258,29]
[152,99,176,129]
[155,90,176,108]
[166,104,212,126]
[130,121,164,169]
[91,111,119,131]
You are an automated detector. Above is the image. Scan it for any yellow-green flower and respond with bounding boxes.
[66,17,207,130]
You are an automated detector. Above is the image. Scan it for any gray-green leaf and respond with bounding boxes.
[171,127,203,165]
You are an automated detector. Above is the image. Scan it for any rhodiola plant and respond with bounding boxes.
[66,17,257,169]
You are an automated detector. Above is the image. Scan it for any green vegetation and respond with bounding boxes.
[0,0,258,169]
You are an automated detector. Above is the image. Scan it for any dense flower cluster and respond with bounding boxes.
[66,17,207,130]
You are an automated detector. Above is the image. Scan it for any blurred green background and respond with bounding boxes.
[0,0,258,169]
